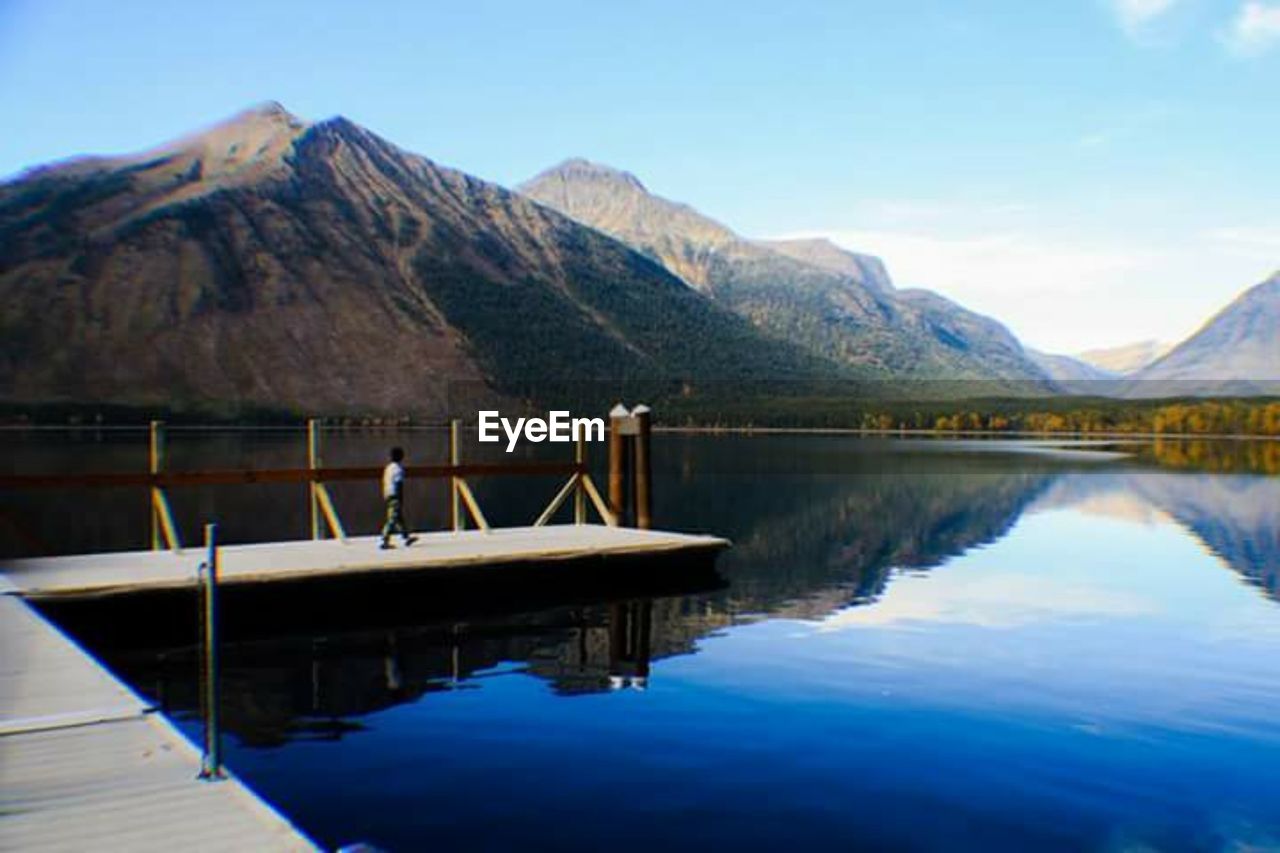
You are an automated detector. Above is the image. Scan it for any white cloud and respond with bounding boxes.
[812,571,1152,631]
[1222,1,1280,55]
[1111,0,1179,34]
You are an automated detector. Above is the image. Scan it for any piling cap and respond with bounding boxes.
[609,403,630,419]
[631,404,651,416]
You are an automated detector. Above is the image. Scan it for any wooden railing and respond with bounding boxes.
[1,419,619,553]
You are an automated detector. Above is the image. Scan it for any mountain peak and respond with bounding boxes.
[530,158,647,193]
[244,99,292,118]
[519,158,740,282]
[6,100,307,185]
[1132,271,1280,387]
[183,100,307,142]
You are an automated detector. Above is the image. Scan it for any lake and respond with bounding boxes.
[5,431,1280,851]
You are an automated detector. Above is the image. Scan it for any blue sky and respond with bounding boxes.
[1,0,1277,352]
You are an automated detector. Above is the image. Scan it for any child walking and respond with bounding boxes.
[380,447,418,549]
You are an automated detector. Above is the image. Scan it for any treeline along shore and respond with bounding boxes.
[661,395,1280,437]
[3,396,1280,437]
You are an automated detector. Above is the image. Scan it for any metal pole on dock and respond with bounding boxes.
[608,404,629,525]
[199,523,224,780]
[632,404,652,530]
[307,419,321,540]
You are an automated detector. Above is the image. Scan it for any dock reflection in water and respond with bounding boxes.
[13,433,1280,851]
[102,598,665,747]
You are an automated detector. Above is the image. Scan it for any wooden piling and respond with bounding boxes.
[608,404,629,524]
[632,404,652,530]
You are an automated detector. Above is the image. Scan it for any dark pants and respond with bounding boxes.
[381,494,410,541]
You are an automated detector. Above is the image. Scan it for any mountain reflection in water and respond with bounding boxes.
[37,436,1275,743]
[13,433,1280,851]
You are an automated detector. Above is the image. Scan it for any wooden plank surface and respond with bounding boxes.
[0,593,317,851]
[1,525,729,600]
[0,594,148,733]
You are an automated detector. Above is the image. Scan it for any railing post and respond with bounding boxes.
[198,522,224,780]
[608,404,629,525]
[632,404,652,530]
[307,419,321,540]
[150,420,164,551]
[574,432,586,525]
[450,419,463,532]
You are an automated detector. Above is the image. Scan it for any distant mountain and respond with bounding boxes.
[1075,340,1169,375]
[0,105,833,416]
[519,159,1051,382]
[1026,349,1118,383]
[1129,273,1280,395]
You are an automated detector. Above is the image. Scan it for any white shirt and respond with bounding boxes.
[382,461,405,499]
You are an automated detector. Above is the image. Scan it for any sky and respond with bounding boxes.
[1,0,1277,353]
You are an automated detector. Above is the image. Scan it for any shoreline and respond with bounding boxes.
[1,424,1278,441]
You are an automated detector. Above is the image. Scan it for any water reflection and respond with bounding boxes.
[1034,469,1280,600]
[31,435,1275,755]
[92,598,679,746]
[15,433,1280,849]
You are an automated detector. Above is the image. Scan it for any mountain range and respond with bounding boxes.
[519,159,1050,382]
[518,160,1280,397]
[1,103,1276,416]
[1024,274,1280,395]
[0,104,831,416]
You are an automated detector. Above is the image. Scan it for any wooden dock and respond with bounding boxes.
[2,525,729,600]
[0,525,726,849]
[1,412,727,849]
[0,586,317,851]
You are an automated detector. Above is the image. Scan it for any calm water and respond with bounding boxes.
[5,431,1280,851]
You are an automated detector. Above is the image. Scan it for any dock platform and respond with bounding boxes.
[2,525,729,600]
[0,589,316,851]
[1,523,727,848]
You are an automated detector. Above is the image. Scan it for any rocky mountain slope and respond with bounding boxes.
[1129,273,1280,395]
[519,159,1051,382]
[0,105,834,416]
